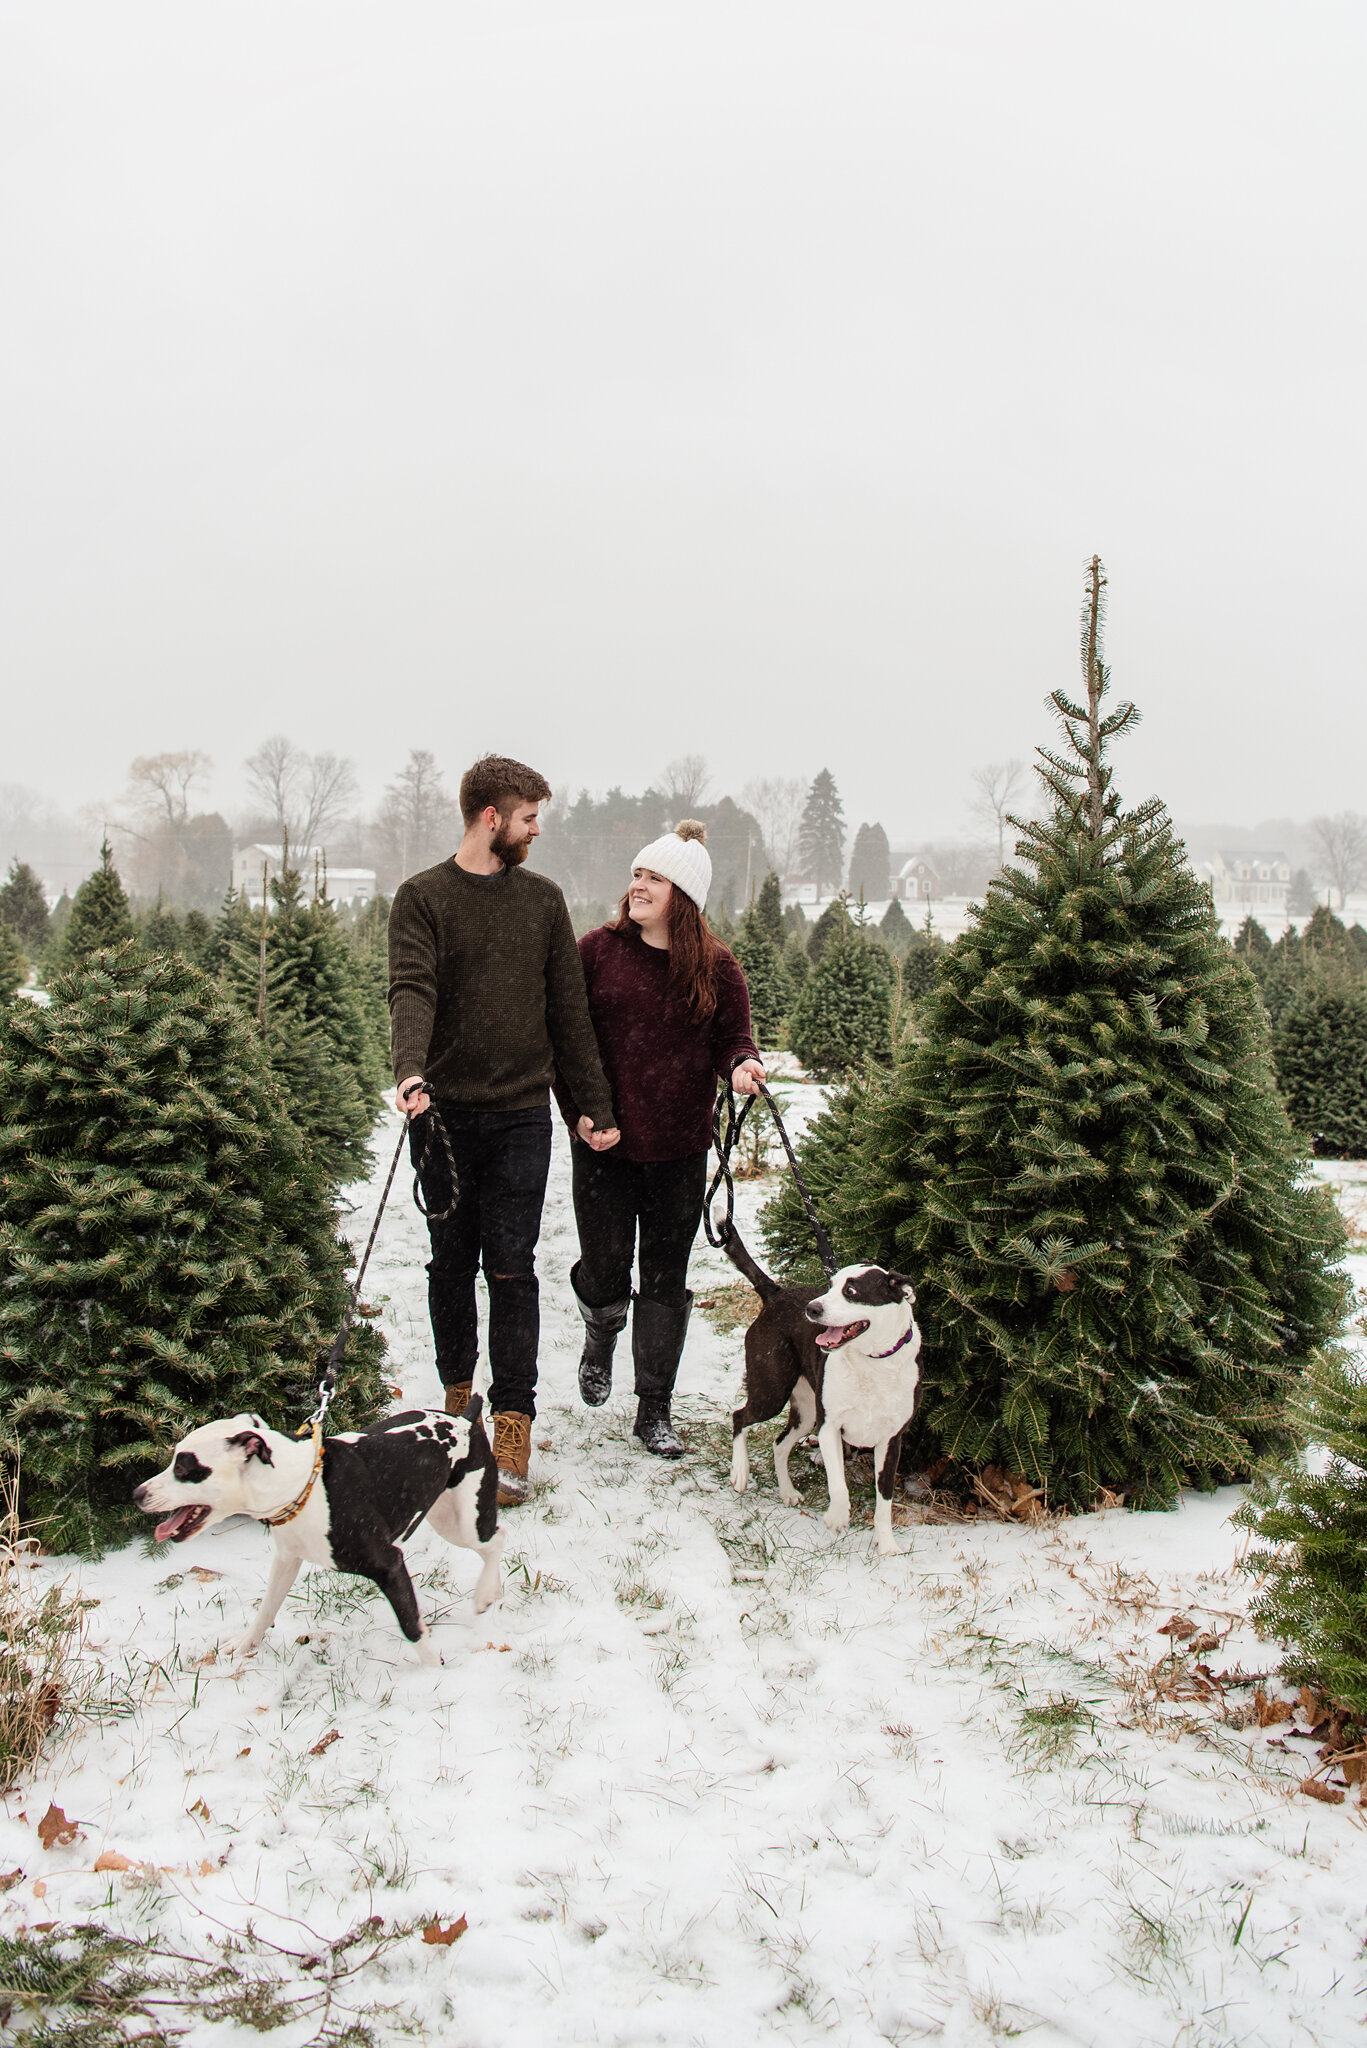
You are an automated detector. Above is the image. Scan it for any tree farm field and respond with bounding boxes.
[1,1107,1365,2047]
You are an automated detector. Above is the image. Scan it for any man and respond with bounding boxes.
[388,754,619,1505]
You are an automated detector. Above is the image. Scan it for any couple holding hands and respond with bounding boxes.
[387,753,765,1507]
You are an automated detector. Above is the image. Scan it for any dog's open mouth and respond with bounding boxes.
[153,1504,211,1544]
[814,1319,870,1351]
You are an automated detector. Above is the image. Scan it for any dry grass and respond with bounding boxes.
[0,1450,97,1791]
[696,1282,762,1336]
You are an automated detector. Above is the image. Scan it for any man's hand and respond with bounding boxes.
[577,1116,621,1152]
[397,1076,431,1117]
[732,1058,767,1098]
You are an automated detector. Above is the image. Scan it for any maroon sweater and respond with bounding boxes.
[555,923,760,1162]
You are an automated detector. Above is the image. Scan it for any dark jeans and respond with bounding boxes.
[571,1144,709,1311]
[412,1104,553,1420]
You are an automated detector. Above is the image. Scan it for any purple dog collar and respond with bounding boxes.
[870,1321,917,1361]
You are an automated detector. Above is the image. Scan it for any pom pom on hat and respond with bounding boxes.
[631,820,712,909]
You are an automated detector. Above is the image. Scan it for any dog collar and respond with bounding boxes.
[261,1422,325,1528]
[870,1321,917,1361]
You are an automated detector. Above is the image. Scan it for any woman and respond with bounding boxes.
[555,821,766,1458]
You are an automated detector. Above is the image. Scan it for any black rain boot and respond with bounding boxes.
[571,1262,631,1408]
[631,1292,692,1459]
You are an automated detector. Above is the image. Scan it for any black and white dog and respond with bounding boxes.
[133,1400,504,1667]
[727,1234,921,1556]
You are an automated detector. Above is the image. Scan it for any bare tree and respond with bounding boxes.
[1309,812,1367,909]
[244,737,357,851]
[126,751,212,828]
[659,754,711,815]
[969,759,1028,865]
[374,749,461,885]
[740,776,806,878]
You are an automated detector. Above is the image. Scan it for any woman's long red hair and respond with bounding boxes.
[612,885,733,1024]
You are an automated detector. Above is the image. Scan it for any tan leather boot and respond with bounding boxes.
[491,1411,532,1506]
[444,1383,474,1416]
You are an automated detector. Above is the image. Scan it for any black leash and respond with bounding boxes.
[307,1082,460,1430]
[703,1077,838,1281]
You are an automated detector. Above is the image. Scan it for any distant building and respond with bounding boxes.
[232,844,377,909]
[895,855,940,902]
[1204,850,1291,913]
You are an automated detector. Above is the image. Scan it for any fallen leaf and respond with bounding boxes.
[198,1859,218,1876]
[31,1881,45,1900]
[236,1747,251,1759]
[187,1566,219,1583]
[1338,1753,1367,1786]
[308,1730,341,1757]
[37,1805,82,1851]
[187,1799,211,1823]
[192,1649,217,1668]
[1188,1632,1220,1656]
[1054,1270,1077,1292]
[1300,1776,1345,1805]
[1157,1615,1197,1641]
[0,1871,23,1892]
[295,1635,311,1645]
[32,1921,56,1932]
[93,1851,135,1873]
[422,1915,468,1945]
[1254,1688,1296,1727]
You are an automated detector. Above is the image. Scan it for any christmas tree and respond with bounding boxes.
[1273,984,1367,1157]
[217,863,380,1188]
[879,896,914,955]
[344,893,395,1097]
[1236,1353,1367,1716]
[752,870,785,949]
[733,902,795,1048]
[141,898,184,956]
[783,937,811,991]
[796,770,846,897]
[57,840,135,965]
[806,894,851,963]
[0,949,387,1552]
[0,861,50,954]
[0,922,27,1004]
[787,915,892,1079]
[181,908,215,968]
[764,558,1348,1508]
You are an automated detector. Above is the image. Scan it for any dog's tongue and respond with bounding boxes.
[815,1326,849,1350]
[154,1506,200,1543]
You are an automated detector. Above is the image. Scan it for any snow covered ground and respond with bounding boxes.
[5,1109,1367,2045]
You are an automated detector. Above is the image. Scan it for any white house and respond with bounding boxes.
[1204,850,1291,913]
[895,855,940,902]
[232,844,377,909]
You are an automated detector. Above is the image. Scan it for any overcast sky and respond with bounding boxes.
[2,1,1363,845]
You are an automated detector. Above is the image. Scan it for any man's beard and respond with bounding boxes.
[490,821,531,867]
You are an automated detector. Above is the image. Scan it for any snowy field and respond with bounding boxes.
[5,1108,1367,2045]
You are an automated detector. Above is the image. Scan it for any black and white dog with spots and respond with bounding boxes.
[133,1399,504,1666]
[727,1232,921,1555]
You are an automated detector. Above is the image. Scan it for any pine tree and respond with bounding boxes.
[218,865,381,1187]
[0,949,388,1551]
[787,917,892,1079]
[765,558,1348,1508]
[141,899,183,956]
[181,908,214,968]
[753,870,785,949]
[848,823,892,902]
[1232,914,1272,964]
[734,905,795,1049]
[879,897,914,955]
[783,937,811,991]
[0,861,50,954]
[807,894,851,964]
[797,770,846,896]
[1235,1353,1367,1717]
[58,841,135,964]
[1273,985,1367,1157]
[0,922,27,1004]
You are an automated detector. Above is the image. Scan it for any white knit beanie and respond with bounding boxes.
[630,819,712,910]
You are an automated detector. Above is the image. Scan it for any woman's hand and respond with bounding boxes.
[577,1116,622,1151]
[731,1058,767,1097]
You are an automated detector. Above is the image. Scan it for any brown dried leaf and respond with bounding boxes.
[1299,1685,1327,1721]
[308,1730,341,1757]
[187,1567,220,1583]
[37,1804,82,1850]
[236,1747,251,1759]
[31,1880,45,1900]
[94,1850,135,1873]
[0,1871,23,1893]
[1337,1753,1367,1786]
[187,1799,210,1823]
[1254,1689,1295,1727]
[1157,1615,1197,1641]
[1188,1632,1220,1656]
[422,1915,468,1945]
[1300,1776,1345,1805]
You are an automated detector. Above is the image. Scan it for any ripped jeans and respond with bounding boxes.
[411,1104,553,1419]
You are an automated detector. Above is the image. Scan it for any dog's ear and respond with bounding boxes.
[888,1272,917,1302]
[227,1430,274,1466]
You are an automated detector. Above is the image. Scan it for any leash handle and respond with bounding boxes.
[703,1076,838,1282]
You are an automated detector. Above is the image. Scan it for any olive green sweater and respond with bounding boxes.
[387,861,614,1124]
